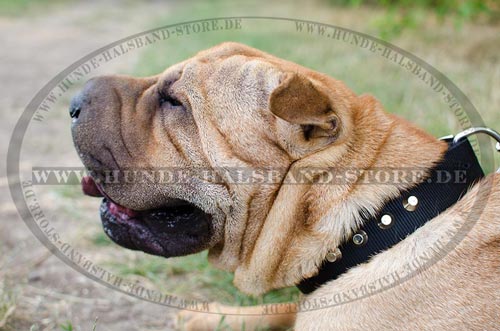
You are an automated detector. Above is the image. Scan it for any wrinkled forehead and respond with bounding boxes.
[187,43,281,80]
[183,42,327,84]
[160,43,271,74]
[165,44,285,100]
[194,42,275,63]
[159,43,321,90]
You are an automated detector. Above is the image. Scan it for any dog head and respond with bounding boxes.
[71,42,445,294]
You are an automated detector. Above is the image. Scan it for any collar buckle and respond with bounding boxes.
[450,127,500,173]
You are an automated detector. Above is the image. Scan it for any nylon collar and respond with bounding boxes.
[297,137,484,294]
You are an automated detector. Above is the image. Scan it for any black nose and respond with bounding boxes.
[69,92,83,119]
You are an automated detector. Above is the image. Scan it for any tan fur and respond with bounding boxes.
[293,173,500,331]
[76,42,500,330]
[177,302,296,331]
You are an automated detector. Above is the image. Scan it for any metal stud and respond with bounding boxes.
[326,248,342,263]
[352,230,368,246]
[403,195,419,212]
[378,214,393,229]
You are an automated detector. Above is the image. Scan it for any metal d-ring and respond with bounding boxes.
[452,127,500,173]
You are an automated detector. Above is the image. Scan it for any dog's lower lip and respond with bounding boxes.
[100,198,214,257]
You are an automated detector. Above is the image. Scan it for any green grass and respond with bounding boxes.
[54,185,84,199]
[90,232,112,247]
[57,317,97,331]
[105,251,300,306]
[59,319,98,331]
[0,0,66,16]
[0,281,17,328]
[330,0,498,39]
[59,321,74,331]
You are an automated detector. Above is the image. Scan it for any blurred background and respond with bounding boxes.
[1,0,499,330]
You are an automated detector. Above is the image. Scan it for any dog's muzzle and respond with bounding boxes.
[71,76,215,258]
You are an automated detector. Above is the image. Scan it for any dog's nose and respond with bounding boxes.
[69,91,88,119]
[69,92,83,119]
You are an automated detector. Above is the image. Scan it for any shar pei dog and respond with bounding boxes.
[70,42,500,330]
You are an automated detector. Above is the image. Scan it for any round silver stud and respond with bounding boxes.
[326,248,342,263]
[403,195,419,212]
[378,214,393,229]
[352,230,368,246]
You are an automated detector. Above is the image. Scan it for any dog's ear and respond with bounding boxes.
[269,72,339,140]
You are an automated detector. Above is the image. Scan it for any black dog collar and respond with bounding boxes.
[297,136,485,294]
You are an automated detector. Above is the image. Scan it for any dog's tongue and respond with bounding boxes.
[81,176,138,218]
[107,199,139,218]
[81,176,103,197]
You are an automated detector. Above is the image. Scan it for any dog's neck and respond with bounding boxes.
[298,132,484,293]
[301,95,449,248]
[234,95,448,295]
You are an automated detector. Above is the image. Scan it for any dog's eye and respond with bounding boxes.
[159,91,182,108]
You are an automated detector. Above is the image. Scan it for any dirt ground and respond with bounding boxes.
[0,2,181,330]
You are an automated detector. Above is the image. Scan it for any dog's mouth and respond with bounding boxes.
[81,176,214,257]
